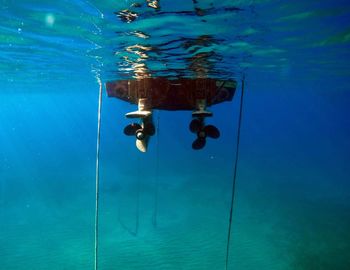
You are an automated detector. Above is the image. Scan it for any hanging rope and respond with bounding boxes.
[225,76,246,270]
[94,80,103,270]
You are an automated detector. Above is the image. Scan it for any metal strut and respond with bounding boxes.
[225,76,246,270]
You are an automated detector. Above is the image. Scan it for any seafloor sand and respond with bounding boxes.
[1,159,349,270]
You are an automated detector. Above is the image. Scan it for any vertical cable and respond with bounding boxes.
[94,80,103,270]
[225,77,245,270]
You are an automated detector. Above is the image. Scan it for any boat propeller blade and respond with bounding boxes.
[143,122,156,136]
[204,125,220,139]
[192,137,206,150]
[190,119,203,133]
[124,123,142,136]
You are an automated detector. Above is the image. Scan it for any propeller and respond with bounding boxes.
[192,137,206,150]
[189,118,220,150]
[143,122,155,136]
[124,123,142,136]
[190,118,202,133]
[124,122,155,138]
[204,125,220,139]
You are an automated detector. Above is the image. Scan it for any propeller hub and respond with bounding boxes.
[198,130,206,138]
[136,130,145,140]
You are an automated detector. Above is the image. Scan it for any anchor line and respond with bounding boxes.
[94,80,103,270]
[225,76,246,270]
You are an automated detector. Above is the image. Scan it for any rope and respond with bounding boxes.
[94,80,103,270]
[225,76,245,270]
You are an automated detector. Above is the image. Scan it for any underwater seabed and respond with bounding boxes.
[2,161,349,270]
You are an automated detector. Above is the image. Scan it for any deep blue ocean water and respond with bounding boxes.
[1,0,350,269]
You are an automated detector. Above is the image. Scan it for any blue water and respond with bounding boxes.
[1,1,350,269]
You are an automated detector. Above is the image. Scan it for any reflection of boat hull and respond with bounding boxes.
[106,78,236,110]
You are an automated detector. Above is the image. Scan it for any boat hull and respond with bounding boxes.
[106,78,236,110]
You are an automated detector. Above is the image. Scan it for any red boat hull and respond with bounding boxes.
[106,78,236,110]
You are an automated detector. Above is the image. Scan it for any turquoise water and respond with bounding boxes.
[1,1,350,269]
